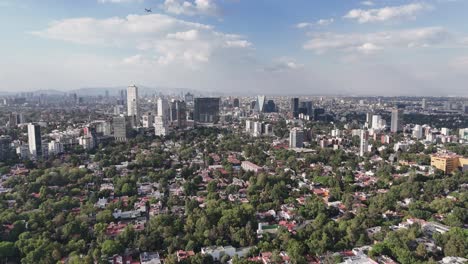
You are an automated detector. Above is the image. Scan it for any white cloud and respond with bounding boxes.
[162,0,220,16]
[263,57,303,72]
[296,22,312,29]
[296,18,334,29]
[33,13,251,66]
[303,27,450,54]
[357,43,382,54]
[360,1,374,6]
[344,3,432,23]
[317,18,334,26]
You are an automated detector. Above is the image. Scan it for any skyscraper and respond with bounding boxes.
[290,98,299,118]
[289,128,304,148]
[155,98,169,136]
[142,113,154,128]
[360,129,369,157]
[171,100,187,128]
[390,108,404,133]
[194,98,220,123]
[422,98,427,109]
[184,92,194,105]
[366,113,373,128]
[233,98,240,108]
[371,115,382,130]
[28,123,42,157]
[413,125,423,139]
[113,116,132,142]
[127,85,139,126]
[254,95,266,112]
[0,136,12,161]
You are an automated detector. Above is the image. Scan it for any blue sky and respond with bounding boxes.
[1,0,468,95]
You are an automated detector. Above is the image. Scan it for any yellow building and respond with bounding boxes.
[431,153,468,174]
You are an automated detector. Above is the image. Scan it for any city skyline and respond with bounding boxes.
[1,0,468,96]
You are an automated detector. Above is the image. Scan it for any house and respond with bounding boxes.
[176,250,195,262]
[241,161,263,174]
[95,198,108,209]
[140,252,161,264]
[112,209,141,220]
[201,246,252,261]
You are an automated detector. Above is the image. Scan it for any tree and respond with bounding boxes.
[0,241,17,262]
[101,240,122,256]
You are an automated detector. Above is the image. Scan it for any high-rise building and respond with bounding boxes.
[360,129,369,157]
[154,116,168,136]
[459,128,468,141]
[127,85,139,126]
[173,100,187,128]
[254,95,266,112]
[113,116,132,142]
[28,123,42,158]
[301,101,313,116]
[157,98,169,118]
[289,128,304,148]
[265,100,277,113]
[413,125,423,139]
[184,92,194,105]
[233,98,240,108]
[194,98,220,123]
[8,112,18,128]
[371,115,382,130]
[422,98,427,109]
[0,136,12,161]
[48,140,64,155]
[253,122,262,137]
[366,113,373,128]
[142,113,154,128]
[390,109,404,133]
[290,98,299,118]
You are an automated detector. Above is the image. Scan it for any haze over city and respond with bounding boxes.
[1,0,468,95]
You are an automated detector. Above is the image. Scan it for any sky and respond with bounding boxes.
[1,0,468,96]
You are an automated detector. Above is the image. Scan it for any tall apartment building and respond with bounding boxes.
[360,129,369,157]
[289,128,304,148]
[28,123,42,158]
[127,85,139,126]
[390,108,404,133]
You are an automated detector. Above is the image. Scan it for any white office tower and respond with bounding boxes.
[245,120,253,133]
[48,140,64,155]
[253,122,262,137]
[289,128,304,149]
[441,128,450,136]
[154,116,168,136]
[371,115,382,129]
[422,98,427,109]
[157,98,169,118]
[413,125,423,139]
[360,129,369,157]
[142,113,154,128]
[28,123,42,158]
[127,85,139,126]
[390,109,403,133]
